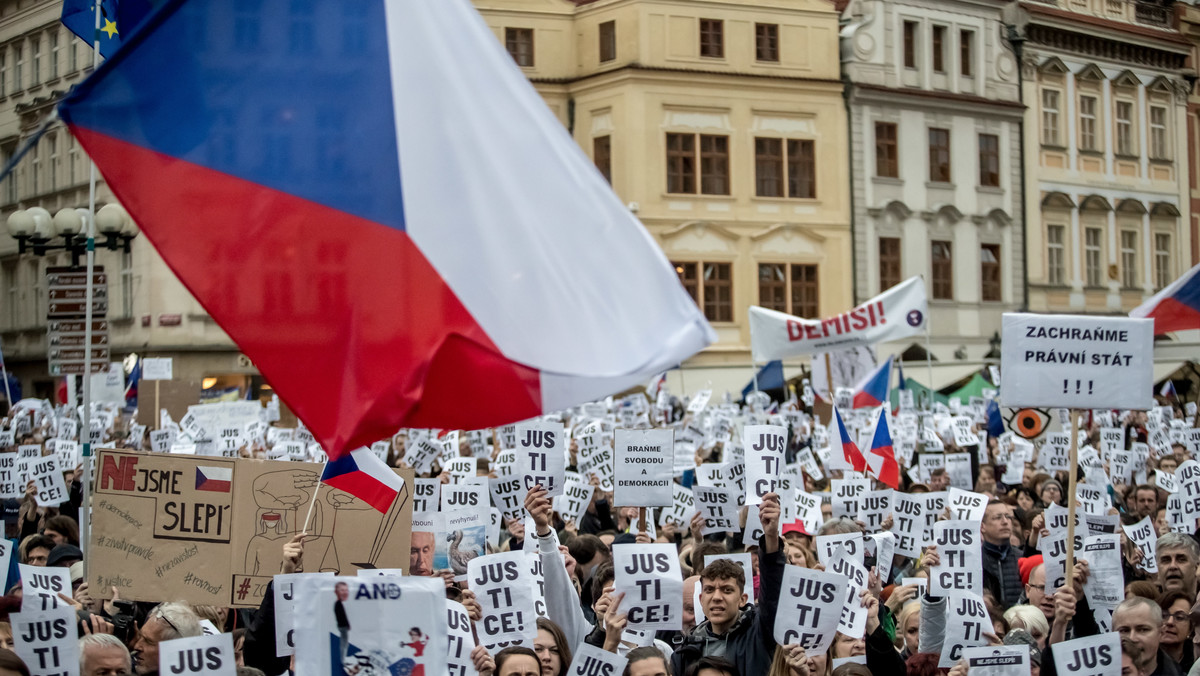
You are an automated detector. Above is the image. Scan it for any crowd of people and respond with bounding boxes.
[0,389,1195,676]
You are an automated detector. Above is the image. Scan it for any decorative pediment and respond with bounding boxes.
[1038,56,1069,75]
[660,220,740,242]
[866,200,913,221]
[1079,194,1113,212]
[1115,198,1147,215]
[749,222,827,243]
[1147,75,1174,94]
[1150,202,1181,217]
[921,204,964,224]
[1042,191,1075,209]
[985,209,1013,227]
[1111,70,1142,88]
[1075,63,1105,81]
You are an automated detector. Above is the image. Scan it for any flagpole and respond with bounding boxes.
[78,0,104,578]
[302,479,323,534]
[923,323,934,392]
[752,361,759,394]
[0,339,11,407]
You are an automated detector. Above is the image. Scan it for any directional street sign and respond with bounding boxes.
[45,266,109,373]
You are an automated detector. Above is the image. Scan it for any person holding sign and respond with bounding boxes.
[670,492,782,676]
[980,501,1023,610]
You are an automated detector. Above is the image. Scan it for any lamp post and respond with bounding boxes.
[6,204,136,266]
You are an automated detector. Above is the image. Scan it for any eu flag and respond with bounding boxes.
[61,0,156,59]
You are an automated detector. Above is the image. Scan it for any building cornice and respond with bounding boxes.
[849,83,1026,114]
[530,62,842,87]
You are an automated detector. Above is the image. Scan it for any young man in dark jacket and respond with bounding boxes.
[671,492,783,676]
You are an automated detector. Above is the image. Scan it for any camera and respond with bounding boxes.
[109,599,138,644]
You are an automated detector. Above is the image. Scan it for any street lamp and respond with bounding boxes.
[5,203,136,264]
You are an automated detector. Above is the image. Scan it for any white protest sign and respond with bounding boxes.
[446,600,476,676]
[831,477,869,519]
[793,490,823,536]
[446,457,477,483]
[0,454,19,499]
[704,552,756,605]
[440,479,488,512]
[858,489,892,533]
[1156,469,1178,494]
[891,493,924,557]
[413,479,440,515]
[692,486,738,535]
[12,605,79,676]
[774,566,847,653]
[150,429,177,454]
[613,428,673,507]
[947,487,988,521]
[554,478,594,527]
[28,456,67,507]
[517,420,565,497]
[963,645,1029,676]
[659,483,697,528]
[293,576,447,676]
[613,543,683,631]
[1000,314,1153,410]
[828,544,869,594]
[567,644,628,676]
[1121,517,1157,574]
[928,520,982,597]
[19,565,71,610]
[939,593,991,668]
[815,532,863,565]
[489,475,525,525]
[945,453,973,490]
[273,572,334,657]
[159,632,236,676]
[142,358,174,381]
[404,440,441,474]
[835,584,867,639]
[686,390,712,415]
[743,424,786,505]
[1051,632,1121,676]
[1081,534,1123,610]
[467,551,539,646]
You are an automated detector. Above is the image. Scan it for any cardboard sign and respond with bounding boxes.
[774,566,847,653]
[12,605,79,676]
[273,572,334,657]
[1000,314,1153,410]
[159,633,236,676]
[692,486,738,535]
[1051,632,1121,676]
[516,420,565,497]
[566,644,628,676]
[929,520,982,597]
[613,429,674,508]
[142,358,174,381]
[467,551,539,646]
[294,576,447,676]
[613,543,683,631]
[90,449,414,607]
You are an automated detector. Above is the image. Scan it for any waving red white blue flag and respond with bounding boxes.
[1131,262,1200,335]
[865,408,899,489]
[57,0,714,462]
[851,356,893,409]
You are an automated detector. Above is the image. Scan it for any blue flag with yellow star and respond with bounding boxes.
[61,0,156,59]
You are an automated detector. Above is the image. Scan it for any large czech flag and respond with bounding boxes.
[57,0,715,461]
[1131,262,1200,334]
[851,357,893,409]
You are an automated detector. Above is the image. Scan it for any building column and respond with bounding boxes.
[1102,78,1114,176]
[1107,209,1120,309]
[1138,83,1149,179]
[1070,205,1084,308]
[1142,211,1153,295]
[1066,69,1078,172]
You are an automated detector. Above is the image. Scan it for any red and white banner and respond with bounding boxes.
[749,277,928,361]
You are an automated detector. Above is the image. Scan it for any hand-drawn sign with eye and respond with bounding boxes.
[1005,408,1052,439]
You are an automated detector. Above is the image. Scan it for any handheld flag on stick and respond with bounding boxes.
[60,0,157,59]
[1160,380,1178,400]
[1131,261,1200,334]
[852,356,893,409]
[831,406,867,473]
[866,408,900,489]
[57,0,715,463]
[320,448,403,513]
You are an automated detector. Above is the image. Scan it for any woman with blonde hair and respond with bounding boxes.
[1002,604,1049,650]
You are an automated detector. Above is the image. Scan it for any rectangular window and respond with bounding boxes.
[14,45,23,92]
[29,140,39,195]
[1116,101,1134,155]
[755,138,784,198]
[593,135,611,184]
[702,262,732,322]
[30,36,39,86]
[1047,225,1066,285]
[931,240,953,300]
[978,133,1000,187]
[68,37,77,73]
[1085,227,1103,286]
[929,128,951,183]
[791,264,819,318]
[0,52,6,97]
[932,25,945,73]
[47,132,57,191]
[758,263,787,312]
[68,135,78,185]
[699,134,730,195]
[699,19,724,58]
[599,21,616,63]
[666,133,696,194]
[903,21,917,69]
[1120,230,1138,288]
[787,139,815,198]
[879,237,902,290]
[1079,95,1097,151]
[121,250,134,317]
[674,261,698,303]
[1042,90,1060,145]
[755,23,779,62]
[1150,106,1167,159]
[960,30,974,77]
[49,31,58,80]
[505,28,534,67]
[1155,233,1171,289]
[981,244,1001,302]
[875,122,898,178]
[2,260,16,329]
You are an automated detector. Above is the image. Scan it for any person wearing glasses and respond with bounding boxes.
[1159,591,1194,671]
[130,603,202,676]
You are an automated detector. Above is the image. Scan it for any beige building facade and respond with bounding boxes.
[475,0,853,392]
